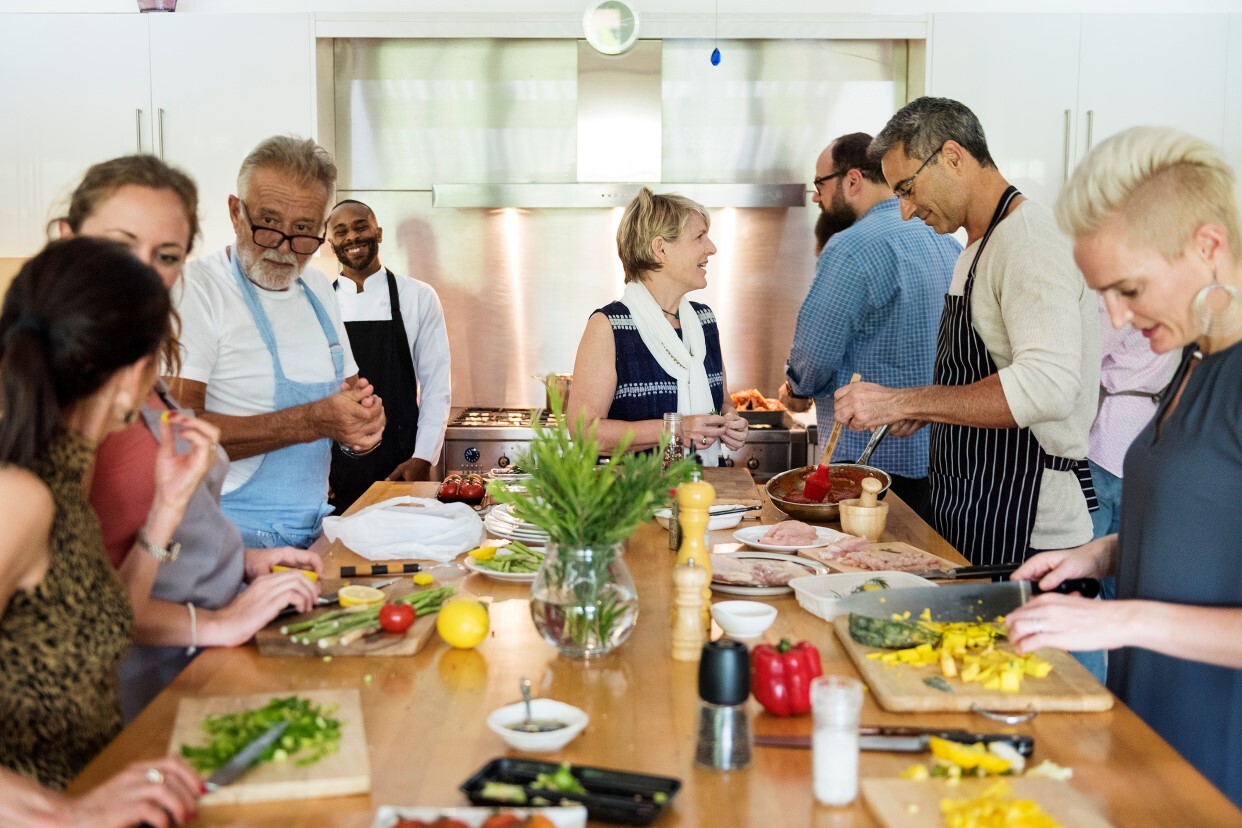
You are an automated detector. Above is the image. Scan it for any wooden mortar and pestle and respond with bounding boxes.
[838,476,888,541]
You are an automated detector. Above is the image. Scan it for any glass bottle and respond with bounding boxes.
[662,412,684,470]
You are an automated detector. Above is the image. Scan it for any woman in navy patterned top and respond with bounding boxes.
[569,188,748,459]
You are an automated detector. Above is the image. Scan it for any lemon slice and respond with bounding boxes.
[337,585,386,608]
[272,565,319,582]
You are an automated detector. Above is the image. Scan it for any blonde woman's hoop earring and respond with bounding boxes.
[1191,274,1242,339]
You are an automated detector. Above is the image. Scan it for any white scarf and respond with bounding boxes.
[621,280,720,466]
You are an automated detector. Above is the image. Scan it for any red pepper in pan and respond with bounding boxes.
[750,638,823,717]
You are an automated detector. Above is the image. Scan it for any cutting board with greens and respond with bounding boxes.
[169,689,370,805]
[833,615,1113,713]
[255,582,452,657]
[862,778,1113,828]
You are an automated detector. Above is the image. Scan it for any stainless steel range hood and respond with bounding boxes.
[430,41,807,209]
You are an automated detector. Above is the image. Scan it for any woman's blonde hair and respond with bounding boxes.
[616,187,710,284]
[1056,126,1240,260]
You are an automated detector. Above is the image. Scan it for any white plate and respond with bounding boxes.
[710,551,829,596]
[484,523,550,546]
[653,504,748,531]
[732,524,856,552]
[787,571,937,621]
[372,805,587,828]
[462,555,539,582]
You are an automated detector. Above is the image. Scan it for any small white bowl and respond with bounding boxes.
[486,698,589,753]
[710,600,777,639]
[653,504,746,531]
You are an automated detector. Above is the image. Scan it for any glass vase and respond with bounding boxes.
[529,542,638,658]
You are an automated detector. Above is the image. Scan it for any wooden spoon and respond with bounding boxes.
[802,372,861,503]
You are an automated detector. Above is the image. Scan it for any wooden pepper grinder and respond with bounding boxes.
[671,559,710,661]
[677,471,716,629]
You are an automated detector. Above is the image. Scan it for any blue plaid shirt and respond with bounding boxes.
[786,198,961,478]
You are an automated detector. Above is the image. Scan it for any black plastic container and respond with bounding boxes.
[460,758,681,825]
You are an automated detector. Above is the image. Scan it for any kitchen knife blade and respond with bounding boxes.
[317,576,400,606]
[203,720,288,792]
[904,563,1022,580]
[835,579,1100,622]
[755,728,1034,756]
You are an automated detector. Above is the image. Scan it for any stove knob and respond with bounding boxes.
[722,457,735,467]
[497,455,510,468]
[746,458,760,470]
[464,447,481,464]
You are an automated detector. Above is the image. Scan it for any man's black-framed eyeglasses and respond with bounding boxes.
[893,145,944,201]
[240,201,325,256]
[812,170,847,193]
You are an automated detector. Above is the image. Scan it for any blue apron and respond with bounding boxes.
[220,250,346,548]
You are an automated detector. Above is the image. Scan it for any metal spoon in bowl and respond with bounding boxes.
[508,675,568,733]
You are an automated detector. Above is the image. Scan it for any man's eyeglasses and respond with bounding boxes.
[812,170,847,194]
[892,146,943,201]
[240,201,325,256]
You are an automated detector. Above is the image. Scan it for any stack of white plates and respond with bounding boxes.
[484,504,550,546]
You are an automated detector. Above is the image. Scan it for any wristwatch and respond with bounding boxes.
[137,527,181,564]
[783,381,810,401]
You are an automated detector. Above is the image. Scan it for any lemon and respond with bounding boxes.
[337,585,386,608]
[467,545,497,561]
[272,565,319,582]
[436,599,490,649]
[412,572,435,586]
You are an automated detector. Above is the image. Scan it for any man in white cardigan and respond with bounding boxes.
[833,97,1101,568]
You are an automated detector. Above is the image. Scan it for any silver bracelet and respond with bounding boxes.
[338,438,383,458]
[138,527,180,563]
[186,603,198,657]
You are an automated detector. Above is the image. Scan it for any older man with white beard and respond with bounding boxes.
[170,136,385,550]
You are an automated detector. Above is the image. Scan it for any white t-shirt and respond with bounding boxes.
[334,268,452,465]
[949,201,1101,551]
[176,248,359,493]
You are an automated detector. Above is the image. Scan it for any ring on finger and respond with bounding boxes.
[146,767,165,785]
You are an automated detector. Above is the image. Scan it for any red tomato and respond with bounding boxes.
[429,819,470,828]
[458,481,485,500]
[393,821,429,828]
[481,816,521,828]
[378,603,416,633]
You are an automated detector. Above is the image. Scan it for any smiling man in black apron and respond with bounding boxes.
[327,200,452,512]
[832,97,1100,567]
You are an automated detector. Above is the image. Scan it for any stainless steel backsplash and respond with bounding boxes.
[326,38,906,408]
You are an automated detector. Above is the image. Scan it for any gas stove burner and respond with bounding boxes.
[450,407,556,428]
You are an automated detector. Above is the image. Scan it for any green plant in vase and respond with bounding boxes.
[487,392,697,657]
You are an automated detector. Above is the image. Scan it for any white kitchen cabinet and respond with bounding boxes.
[1226,15,1242,199]
[148,13,315,254]
[929,13,1232,207]
[1078,15,1228,155]
[0,14,152,257]
[0,12,314,258]
[928,14,1081,206]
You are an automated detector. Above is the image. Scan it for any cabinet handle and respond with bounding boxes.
[157,108,166,159]
[135,108,144,154]
[1062,109,1072,183]
[1086,109,1095,153]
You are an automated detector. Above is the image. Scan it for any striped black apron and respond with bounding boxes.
[928,186,1096,566]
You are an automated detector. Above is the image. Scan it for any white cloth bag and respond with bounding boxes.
[320,496,485,561]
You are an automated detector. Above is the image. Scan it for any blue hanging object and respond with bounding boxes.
[710,47,721,66]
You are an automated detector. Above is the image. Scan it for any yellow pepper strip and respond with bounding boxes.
[939,780,1065,828]
[412,572,434,586]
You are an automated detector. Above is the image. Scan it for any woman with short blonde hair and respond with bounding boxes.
[1009,126,1242,807]
[569,187,748,456]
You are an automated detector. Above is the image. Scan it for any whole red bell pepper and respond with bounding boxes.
[750,638,823,716]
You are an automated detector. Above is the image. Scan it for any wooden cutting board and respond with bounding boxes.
[255,579,439,658]
[701,466,763,507]
[169,689,371,805]
[833,615,1113,712]
[862,778,1113,828]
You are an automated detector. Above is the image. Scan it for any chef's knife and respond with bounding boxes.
[317,576,399,606]
[836,579,1101,622]
[905,563,1022,580]
[755,727,1034,756]
[203,720,288,792]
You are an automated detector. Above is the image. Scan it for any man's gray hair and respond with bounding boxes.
[237,135,338,207]
[869,97,996,170]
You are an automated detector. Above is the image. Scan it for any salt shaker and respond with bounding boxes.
[694,639,752,770]
[811,675,863,805]
[671,560,708,662]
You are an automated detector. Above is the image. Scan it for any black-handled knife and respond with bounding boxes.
[755,727,1034,756]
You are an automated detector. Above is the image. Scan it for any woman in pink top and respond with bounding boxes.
[61,156,322,718]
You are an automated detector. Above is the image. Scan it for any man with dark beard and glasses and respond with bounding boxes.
[326,200,451,511]
[171,136,385,550]
[780,132,959,521]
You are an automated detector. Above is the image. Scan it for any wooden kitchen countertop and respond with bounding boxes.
[70,480,1242,826]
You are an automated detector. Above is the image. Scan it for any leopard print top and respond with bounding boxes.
[0,432,134,789]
